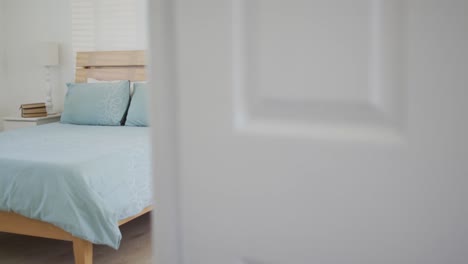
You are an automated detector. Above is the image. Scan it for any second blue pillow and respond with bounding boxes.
[126,82,149,126]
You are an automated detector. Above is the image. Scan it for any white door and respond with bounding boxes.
[149,1,468,263]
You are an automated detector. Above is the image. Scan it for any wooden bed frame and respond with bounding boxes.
[0,50,150,264]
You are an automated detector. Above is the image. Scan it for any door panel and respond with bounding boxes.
[150,1,468,263]
[233,0,406,142]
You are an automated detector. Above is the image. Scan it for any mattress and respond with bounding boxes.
[0,123,152,249]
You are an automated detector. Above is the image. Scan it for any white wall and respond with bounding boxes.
[0,0,73,131]
[0,0,7,131]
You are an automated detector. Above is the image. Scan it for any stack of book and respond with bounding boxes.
[20,103,47,118]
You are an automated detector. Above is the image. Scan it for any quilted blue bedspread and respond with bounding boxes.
[0,123,152,249]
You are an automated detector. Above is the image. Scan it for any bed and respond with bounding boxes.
[0,50,151,264]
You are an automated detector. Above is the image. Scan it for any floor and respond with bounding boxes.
[0,213,152,264]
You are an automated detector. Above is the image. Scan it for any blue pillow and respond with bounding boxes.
[125,82,149,126]
[61,81,130,126]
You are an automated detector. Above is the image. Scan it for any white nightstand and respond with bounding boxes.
[3,113,61,131]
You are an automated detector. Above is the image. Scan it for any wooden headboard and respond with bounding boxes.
[75,50,146,83]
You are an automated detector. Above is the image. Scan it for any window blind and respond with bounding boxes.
[71,0,147,54]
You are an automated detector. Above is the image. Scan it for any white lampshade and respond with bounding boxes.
[40,42,59,66]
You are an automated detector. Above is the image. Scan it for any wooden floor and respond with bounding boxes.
[0,214,152,264]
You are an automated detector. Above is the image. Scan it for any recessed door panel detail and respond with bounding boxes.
[232,0,407,142]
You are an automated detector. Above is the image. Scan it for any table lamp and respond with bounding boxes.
[40,42,59,114]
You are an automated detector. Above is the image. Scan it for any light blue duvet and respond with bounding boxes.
[0,123,152,249]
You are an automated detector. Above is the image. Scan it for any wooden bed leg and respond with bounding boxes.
[73,237,93,264]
